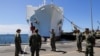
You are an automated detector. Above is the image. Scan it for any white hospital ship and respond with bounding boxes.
[26,0,63,37]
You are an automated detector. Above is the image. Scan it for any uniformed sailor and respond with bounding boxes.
[84,28,95,56]
[15,29,24,56]
[29,29,42,56]
[74,29,82,52]
[50,29,56,51]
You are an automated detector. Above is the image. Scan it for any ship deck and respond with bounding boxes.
[0,40,100,56]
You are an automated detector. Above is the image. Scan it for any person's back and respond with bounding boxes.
[86,34,95,47]
[29,29,41,56]
[30,33,41,48]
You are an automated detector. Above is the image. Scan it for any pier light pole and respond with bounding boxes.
[90,0,94,31]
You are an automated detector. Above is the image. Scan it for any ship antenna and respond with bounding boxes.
[51,0,54,4]
[43,0,46,5]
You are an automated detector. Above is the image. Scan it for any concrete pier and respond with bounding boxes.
[0,40,100,56]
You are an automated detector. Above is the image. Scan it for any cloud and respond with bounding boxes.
[0,24,29,34]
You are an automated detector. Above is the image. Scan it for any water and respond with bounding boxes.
[0,34,28,44]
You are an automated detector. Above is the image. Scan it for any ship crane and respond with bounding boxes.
[49,0,84,31]
[63,16,84,31]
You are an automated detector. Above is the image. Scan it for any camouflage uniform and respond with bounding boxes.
[84,28,95,56]
[85,34,95,56]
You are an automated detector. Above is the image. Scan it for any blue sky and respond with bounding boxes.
[0,0,100,34]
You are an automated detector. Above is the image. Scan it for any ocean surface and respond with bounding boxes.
[0,34,28,44]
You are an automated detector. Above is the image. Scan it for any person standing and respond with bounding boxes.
[74,30,82,52]
[84,28,95,56]
[29,29,42,56]
[91,30,96,46]
[50,29,56,51]
[15,29,24,56]
[30,23,35,33]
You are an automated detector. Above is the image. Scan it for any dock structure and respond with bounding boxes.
[0,40,100,56]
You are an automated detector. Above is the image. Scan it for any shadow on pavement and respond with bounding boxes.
[52,50,67,54]
[95,46,100,48]
[40,49,46,51]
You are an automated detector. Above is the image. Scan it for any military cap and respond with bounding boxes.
[16,29,21,32]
